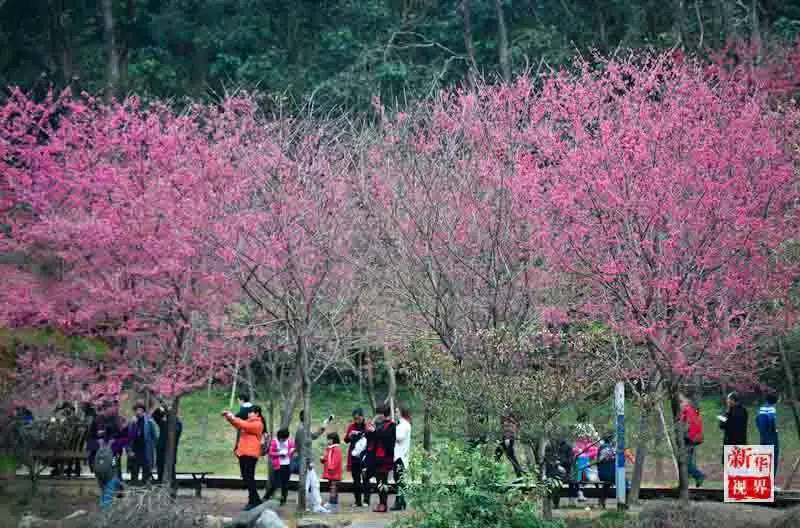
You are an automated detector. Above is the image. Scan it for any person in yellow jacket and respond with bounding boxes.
[223,405,266,511]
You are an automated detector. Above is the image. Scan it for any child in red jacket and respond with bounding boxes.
[321,432,343,512]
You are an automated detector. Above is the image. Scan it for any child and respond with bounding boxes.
[264,428,294,506]
[322,432,343,512]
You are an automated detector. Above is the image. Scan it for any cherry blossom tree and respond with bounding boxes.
[220,115,364,510]
[510,52,800,499]
[0,90,260,486]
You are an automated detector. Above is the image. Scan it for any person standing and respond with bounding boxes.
[223,405,266,511]
[364,404,396,513]
[679,394,706,487]
[391,407,411,511]
[293,410,330,472]
[720,392,749,447]
[127,402,158,485]
[344,408,368,507]
[264,428,294,506]
[495,414,525,477]
[93,436,122,511]
[321,432,343,512]
[152,404,183,484]
[756,394,780,483]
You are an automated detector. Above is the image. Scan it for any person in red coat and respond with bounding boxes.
[364,404,396,513]
[321,432,343,511]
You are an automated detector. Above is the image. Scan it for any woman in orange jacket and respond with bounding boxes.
[223,405,266,511]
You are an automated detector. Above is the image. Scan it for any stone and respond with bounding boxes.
[204,515,235,528]
[253,509,287,528]
[62,511,88,521]
[771,505,800,528]
[17,515,53,528]
[229,503,276,528]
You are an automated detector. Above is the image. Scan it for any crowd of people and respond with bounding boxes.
[81,400,183,509]
[12,388,782,512]
[222,393,412,513]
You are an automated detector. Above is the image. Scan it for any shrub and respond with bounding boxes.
[391,443,563,528]
[85,486,206,528]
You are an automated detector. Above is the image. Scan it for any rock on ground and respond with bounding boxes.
[254,509,288,528]
[770,505,800,528]
[628,501,780,528]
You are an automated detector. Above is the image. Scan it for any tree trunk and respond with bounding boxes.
[163,396,180,492]
[48,0,73,89]
[100,0,120,98]
[658,402,679,479]
[229,356,240,409]
[423,399,432,453]
[202,373,212,441]
[493,0,511,82]
[383,347,397,414]
[364,349,378,414]
[280,373,302,429]
[630,401,651,504]
[246,362,255,402]
[539,437,553,520]
[297,334,311,511]
[460,0,478,83]
[751,0,762,59]
[669,389,690,503]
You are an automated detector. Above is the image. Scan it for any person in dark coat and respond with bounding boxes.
[344,408,368,507]
[152,404,183,484]
[756,394,780,482]
[363,404,396,513]
[126,401,158,484]
[720,392,749,446]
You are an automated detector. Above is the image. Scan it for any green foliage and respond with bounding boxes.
[2,1,799,111]
[392,443,563,528]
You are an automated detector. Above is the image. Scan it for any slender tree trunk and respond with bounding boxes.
[630,400,651,504]
[383,347,397,413]
[297,333,311,511]
[657,402,679,478]
[202,373,212,441]
[280,374,302,429]
[669,389,690,503]
[163,396,180,491]
[751,0,761,59]
[100,0,120,98]
[48,0,73,89]
[460,0,478,83]
[364,349,378,414]
[246,362,255,402]
[493,0,511,82]
[539,437,553,520]
[229,356,240,409]
[423,399,432,452]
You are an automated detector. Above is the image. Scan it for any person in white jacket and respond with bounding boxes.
[391,407,412,511]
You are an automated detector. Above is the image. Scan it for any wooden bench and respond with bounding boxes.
[176,471,214,497]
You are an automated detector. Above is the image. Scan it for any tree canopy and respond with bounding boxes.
[2,0,800,110]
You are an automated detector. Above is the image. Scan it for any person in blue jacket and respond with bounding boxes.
[756,394,780,483]
[127,401,159,484]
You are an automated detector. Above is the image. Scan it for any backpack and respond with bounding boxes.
[94,443,116,482]
[686,407,704,445]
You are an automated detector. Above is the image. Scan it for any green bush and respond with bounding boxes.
[391,444,564,528]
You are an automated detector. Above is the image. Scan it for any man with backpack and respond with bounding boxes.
[94,434,122,510]
[680,393,705,487]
